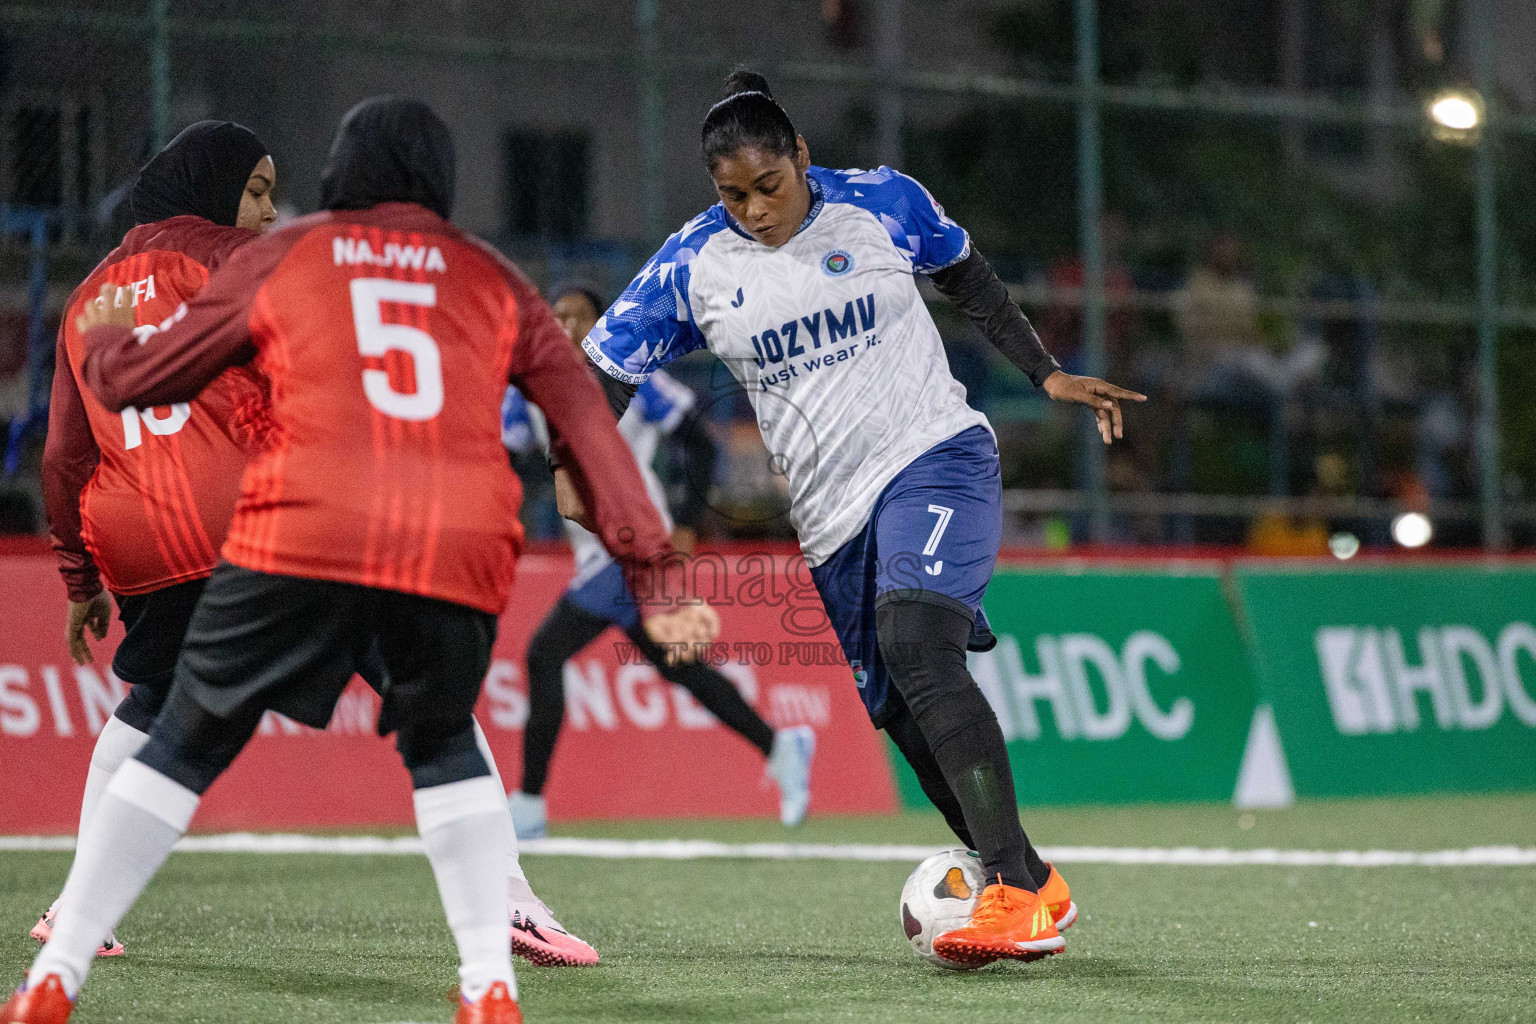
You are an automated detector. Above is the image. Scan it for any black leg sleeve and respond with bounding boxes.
[883,695,975,851]
[876,598,1048,891]
[521,597,614,795]
[626,625,775,756]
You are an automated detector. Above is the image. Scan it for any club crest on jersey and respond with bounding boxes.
[850,660,868,688]
[822,250,854,276]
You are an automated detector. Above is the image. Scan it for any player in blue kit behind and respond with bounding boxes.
[557,70,1144,967]
[504,281,816,840]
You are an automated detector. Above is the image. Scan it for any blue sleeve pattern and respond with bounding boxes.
[815,166,971,274]
[635,369,696,432]
[581,210,728,385]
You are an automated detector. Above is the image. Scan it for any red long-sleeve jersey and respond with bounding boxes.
[44,215,260,602]
[81,203,672,615]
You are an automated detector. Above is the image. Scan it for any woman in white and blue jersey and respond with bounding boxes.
[562,70,1145,966]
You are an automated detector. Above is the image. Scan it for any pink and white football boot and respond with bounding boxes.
[30,901,125,957]
[507,880,598,967]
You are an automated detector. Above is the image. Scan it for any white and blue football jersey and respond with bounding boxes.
[503,370,694,586]
[583,165,990,566]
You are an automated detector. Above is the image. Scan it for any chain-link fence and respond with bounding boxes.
[1,0,1532,551]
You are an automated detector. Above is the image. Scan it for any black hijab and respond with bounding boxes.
[319,97,455,220]
[131,121,270,227]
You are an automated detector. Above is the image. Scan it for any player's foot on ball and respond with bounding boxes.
[508,792,547,840]
[931,882,1065,967]
[1039,862,1077,930]
[454,980,521,1024]
[1,973,75,1024]
[507,881,598,967]
[766,725,816,826]
[30,905,123,958]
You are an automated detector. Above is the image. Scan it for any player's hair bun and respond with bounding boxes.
[703,68,795,169]
[723,68,773,100]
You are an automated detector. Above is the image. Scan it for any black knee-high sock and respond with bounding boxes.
[627,626,775,756]
[876,599,1047,892]
[521,599,612,795]
[884,698,976,851]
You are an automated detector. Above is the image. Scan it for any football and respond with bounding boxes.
[899,849,986,970]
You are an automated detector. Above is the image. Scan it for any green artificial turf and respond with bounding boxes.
[3,796,1534,1023]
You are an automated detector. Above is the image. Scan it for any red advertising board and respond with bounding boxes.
[0,548,897,833]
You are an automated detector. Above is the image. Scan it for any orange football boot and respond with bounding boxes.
[1,974,74,1024]
[931,882,1066,967]
[1039,862,1078,930]
[455,981,522,1024]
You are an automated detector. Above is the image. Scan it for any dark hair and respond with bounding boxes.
[701,69,798,169]
[547,278,606,314]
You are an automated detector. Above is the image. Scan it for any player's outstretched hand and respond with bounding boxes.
[66,591,113,666]
[643,604,721,665]
[1042,370,1147,444]
[75,282,136,335]
[553,467,597,531]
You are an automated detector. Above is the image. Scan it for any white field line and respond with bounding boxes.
[2,834,1534,866]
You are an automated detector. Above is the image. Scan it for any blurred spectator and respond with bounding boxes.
[1170,233,1324,512]
[1174,232,1323,396]
[1244,452,1348,556]
[1038,212,1138,377]
[1416,390,1467,499]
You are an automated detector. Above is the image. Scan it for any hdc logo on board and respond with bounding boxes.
[1314,623,1536,734]
[968,631,1194,743]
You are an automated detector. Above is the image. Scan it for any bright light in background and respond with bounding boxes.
[1329,532,1360,560]
[1427,89,1483,142]
[1430,93,1480,130]
[1391,512,1434,549]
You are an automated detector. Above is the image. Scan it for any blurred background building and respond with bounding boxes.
[2,0,1534,552]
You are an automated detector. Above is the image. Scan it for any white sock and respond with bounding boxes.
[414,775,517,1003]
[77,716,150,840]
[471,717,526,883]
[30,760,198,997]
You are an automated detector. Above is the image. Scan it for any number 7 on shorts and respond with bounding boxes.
[923,504,954,575]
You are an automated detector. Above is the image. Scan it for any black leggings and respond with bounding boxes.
[877,597,1049,891]
[521,596,775,795]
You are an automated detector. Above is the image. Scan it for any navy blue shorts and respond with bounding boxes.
[810,426,1002,727]
[564,560,640,630]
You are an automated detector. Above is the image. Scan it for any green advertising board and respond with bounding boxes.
[891,567,1261,807]
[1233,564,1536,797]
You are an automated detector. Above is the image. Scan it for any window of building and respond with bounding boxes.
[504,129,589,239]
[10,105,63,208]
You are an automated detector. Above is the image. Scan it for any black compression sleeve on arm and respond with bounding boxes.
[928,248,1061,388]
[594,362,639,419]
[550,359,640,471]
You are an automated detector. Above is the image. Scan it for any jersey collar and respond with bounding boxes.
[795,172,825,236]
[721,171,825,246]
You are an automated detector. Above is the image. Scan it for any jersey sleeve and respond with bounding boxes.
[41,320,103,601]
[635,369,695,433]
[78,230,294,411]
[506,270,674,579]
[838,166,971,274]
[581,225,710,385]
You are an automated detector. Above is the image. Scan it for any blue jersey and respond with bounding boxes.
[583,166,989,566]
